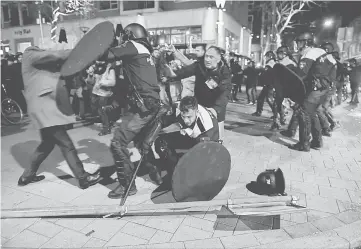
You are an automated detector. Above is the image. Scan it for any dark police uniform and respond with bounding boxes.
[108,40,161,197]
[291,47,336,151]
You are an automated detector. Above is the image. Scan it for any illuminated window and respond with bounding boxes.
[99,1,118,10]
[148,26,202,45]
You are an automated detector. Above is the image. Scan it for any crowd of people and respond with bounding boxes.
[3,21,360,201]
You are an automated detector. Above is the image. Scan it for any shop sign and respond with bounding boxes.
[14,28,31,36]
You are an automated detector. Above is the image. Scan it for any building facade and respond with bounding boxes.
[1,0,251,57]
[337,15,361,62]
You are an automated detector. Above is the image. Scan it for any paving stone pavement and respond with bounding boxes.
[1,97,361,248]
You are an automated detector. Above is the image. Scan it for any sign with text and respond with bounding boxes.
[14,28,31,36]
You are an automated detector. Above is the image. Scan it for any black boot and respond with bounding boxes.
[108,180,137,199]
[310,139,323,150]
[330,121,340,131]
[252,111,261,116]
[322,128,332,137]
[18,175,45,186]
[289,142,310,152]
[289,109,310,152]
[78,172,103,189]
[147,163,163,185]
[270,122,281,131]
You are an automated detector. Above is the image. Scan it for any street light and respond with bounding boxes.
[323,18,334,28]
[215,0,226,9]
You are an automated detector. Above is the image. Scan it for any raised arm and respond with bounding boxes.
[108,40,149,59]
[23,47,72,66]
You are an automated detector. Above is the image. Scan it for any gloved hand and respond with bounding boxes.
[102,105,114,113]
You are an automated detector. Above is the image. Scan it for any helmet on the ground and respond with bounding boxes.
[256,168,286,196]
[123,23,148,41]
[295,32,314,48]
[321,42,334,53]
[265,51,276,59]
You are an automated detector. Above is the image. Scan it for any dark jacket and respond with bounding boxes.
[243,66,258,87]
[109,40,160,100]
[173,60,232,122]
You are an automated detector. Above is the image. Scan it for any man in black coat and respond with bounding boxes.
[162,46,232,141]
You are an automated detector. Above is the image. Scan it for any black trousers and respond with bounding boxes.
[298,89,328,145]
[317,87,336,130]
[351,84,359,104]
[271,89,285,127]
[21,125,88,179]
[110,98,160,185]
[256,85,273,113]
[91,94,111,129]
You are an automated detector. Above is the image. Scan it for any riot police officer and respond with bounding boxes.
[317,42,339,135]
[107,23,163,199]
[290,32,337,151]
[252,51,276,117]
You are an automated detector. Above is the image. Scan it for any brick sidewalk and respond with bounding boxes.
[1,99,361,248]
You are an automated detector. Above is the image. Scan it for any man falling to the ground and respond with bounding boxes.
[154,96,220,179]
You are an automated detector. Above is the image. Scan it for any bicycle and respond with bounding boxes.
[1,84,24,125]
[341,84,348,102]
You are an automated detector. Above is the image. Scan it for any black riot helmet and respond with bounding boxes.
[256,168,286,196]
[123,23,148,40]
[321,42,334,53]
[122,23,153,53]
[295,32,314,50]
[349,58,357,67]
[265,51,276,60]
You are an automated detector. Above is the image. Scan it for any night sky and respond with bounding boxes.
[327,1,361,26]
[302,1,361,26]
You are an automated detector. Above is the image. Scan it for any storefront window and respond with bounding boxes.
[171,34,185,44]
[1,40,10,58]
[148,26,202,46]
[189,33,202,43]
[17,42,32,53]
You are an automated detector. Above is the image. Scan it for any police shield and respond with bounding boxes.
[61,21,115,77]
[273,64,306,104]
[171,141,231,202]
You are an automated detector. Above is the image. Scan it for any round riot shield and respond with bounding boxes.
[171,141,231,202]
